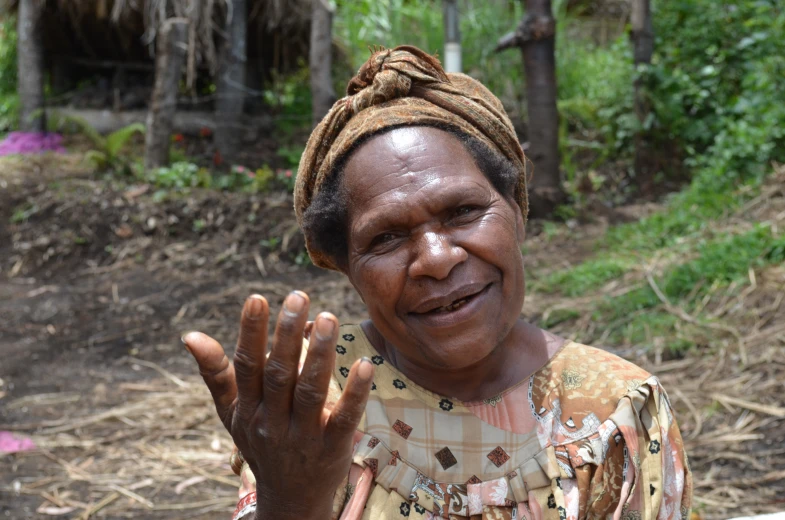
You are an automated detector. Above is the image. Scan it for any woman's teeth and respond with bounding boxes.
[437,297,468,313]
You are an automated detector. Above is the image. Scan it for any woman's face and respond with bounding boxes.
[343,127,526,370]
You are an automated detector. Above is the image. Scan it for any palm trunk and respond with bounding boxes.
[519,0,563,217]
[631,0,655,196]
[17,0,46,132]
[145,18,189,170]
[214,0,248,164]
[309,0,335,128]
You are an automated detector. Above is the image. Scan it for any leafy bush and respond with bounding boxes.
[264,66,312,137]
[49,112,145,172]
[142,162,283,194]
[145,162,212,189]
[83,123,146,172]
[648,0,785,188]
[0,15,19,132]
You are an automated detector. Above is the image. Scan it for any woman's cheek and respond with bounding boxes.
[357,254,407,301]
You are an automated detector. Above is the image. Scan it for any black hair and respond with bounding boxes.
[301,125,520,270]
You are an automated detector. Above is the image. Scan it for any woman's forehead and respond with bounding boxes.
[343,127,476,192]
[342,127,491,224]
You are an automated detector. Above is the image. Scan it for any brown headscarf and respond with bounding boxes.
[294,45,528,271]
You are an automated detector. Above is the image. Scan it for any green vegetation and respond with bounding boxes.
[0,15,18,132]
[141,162,283,194]
[530,1,785,355]
[650,0,785,184]
[48,112,145,172]
[536,257,631,297]
[83,123,146,172]
[539,196,785,354]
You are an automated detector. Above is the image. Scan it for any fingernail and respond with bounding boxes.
[314,314,335,340]
[245,295,263,319]
[181,334,193,354]
[283,291,306,316]
[358,357,374,381]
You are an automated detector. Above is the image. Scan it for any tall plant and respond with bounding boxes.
[0,15,19,132]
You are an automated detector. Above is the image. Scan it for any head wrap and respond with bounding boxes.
[294,45,528,270]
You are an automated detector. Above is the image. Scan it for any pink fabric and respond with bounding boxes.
[0,431,36,453]
[0,132,66,155]
[464,383,537,434]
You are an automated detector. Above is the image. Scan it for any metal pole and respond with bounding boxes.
[443,0,461,73]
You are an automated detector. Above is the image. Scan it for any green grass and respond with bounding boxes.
[605,178,760,254]
[536,257,631,297]
[537,201,785,354]
[597,224,785,316]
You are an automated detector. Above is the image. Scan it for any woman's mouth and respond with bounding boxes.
[409,283,494,328]
[426,291,478,314]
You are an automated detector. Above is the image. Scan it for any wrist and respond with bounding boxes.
[253,489,333,520]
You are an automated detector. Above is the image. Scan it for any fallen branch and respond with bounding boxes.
[710,394,785,419]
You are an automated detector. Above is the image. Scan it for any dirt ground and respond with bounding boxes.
[1,156,783,519]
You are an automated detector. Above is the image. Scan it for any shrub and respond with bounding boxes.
[648,0,785,188]
[0,15,19,132]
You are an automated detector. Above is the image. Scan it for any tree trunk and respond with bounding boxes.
[17,0,46,132]
[144,18,189,171]
[443,0,462,73]
[214,0,248,164]
[309,0,336,128]
[631,0,655,196]
[519,0,563,217]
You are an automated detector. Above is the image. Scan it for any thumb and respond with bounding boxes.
[182,331,238,429]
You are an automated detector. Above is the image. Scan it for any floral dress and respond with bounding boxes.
[231,324,692,520]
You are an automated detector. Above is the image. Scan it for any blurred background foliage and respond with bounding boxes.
[0,14,19,132]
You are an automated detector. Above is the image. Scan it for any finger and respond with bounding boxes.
[292,312,338,429]
[233,295,269,421]
[183,331,237,430]
[303,321,315,340]
[326,358,374,442]
[262,291,310,431]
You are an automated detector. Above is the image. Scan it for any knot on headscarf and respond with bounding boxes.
[345,46,448,115]
[294,45,528,271]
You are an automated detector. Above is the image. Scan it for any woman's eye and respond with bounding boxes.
[454,206,477,218]
[372,233,397,246]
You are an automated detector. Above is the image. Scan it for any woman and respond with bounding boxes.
[182,46,692,520]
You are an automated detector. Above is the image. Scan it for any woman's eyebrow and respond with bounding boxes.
[354,185,486,239]
[353,208,406,239]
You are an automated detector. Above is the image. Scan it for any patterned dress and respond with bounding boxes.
[232,324,692,520]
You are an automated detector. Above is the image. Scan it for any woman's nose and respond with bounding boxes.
[407,231,468,280]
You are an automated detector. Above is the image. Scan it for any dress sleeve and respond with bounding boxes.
[568,378,693,520]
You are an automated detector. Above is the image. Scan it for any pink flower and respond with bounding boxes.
[285,169,293,178]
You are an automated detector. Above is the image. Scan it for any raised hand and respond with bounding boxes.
[182,292,375,520]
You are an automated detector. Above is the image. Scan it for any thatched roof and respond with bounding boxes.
[1,0,312,86]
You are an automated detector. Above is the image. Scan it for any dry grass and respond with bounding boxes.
[4,373,239,518]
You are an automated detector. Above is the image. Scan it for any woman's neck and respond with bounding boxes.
[361,319,565,402]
